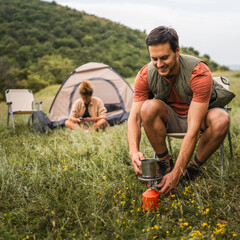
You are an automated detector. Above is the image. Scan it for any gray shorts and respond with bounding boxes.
[164,102,188,133]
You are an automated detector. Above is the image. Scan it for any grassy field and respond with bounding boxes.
[0,73,239,239]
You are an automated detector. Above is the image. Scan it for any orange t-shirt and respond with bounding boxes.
[133,62,212,115]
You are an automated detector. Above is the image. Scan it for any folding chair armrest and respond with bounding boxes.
[225,106,231,111]
[6,102,13,115]
[224,105,231,112]
[35,101,43,105]
[34,101,43,110]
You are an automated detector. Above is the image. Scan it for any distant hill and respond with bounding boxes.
[228,65,240,71]
[0,0,229,100]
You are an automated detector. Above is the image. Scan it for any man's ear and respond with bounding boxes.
[176,46,180,56]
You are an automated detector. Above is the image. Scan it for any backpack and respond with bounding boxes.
[28,110,53,133]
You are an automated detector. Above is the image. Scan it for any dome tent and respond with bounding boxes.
[49,62,134,127]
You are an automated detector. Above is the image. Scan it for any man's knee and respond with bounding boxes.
[100,119,108,127]
[64,119,71,127]
[140,99,167,123]
[96,118,108,128]
[208,109,230,135]
[65,119,77,130]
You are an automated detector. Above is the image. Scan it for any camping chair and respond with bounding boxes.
[155,76,234,168]
[5,89,42,132]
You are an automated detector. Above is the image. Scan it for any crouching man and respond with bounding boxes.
[127,26,235,195]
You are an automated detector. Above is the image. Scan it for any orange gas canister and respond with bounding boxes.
[142,189,160,211]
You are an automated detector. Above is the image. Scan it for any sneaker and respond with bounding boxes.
[182,161,202,181]
[157,158,174,177]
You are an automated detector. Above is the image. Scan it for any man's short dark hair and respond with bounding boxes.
[145,26,179,52]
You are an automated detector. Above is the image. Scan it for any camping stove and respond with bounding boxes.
[138,159,161,211]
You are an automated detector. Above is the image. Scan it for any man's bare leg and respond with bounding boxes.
[140,99,169,154]
[65,120,79,130]
[92,119,108,131]
[196,108,230,163]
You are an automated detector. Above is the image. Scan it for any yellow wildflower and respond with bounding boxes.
[154,225,159,230]
[191,230,201,237]
[205,208,210,214]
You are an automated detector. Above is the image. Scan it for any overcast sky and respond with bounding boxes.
[44,0,240,66]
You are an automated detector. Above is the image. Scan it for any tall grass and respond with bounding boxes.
[0,72,239,239]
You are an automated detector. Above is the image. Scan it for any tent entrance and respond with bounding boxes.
[68,78,126,115]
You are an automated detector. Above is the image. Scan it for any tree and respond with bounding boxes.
[81,35,94,47]
[0,56,24,100]
[29,54,74,84]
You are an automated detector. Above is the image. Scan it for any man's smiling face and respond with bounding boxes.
[149,42,180,77]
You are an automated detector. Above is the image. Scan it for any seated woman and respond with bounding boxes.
[65,80,108,131]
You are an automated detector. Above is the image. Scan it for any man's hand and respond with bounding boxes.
[83,117,92,122]
[69,116,81,123]
[130,152,145,175]
[84,117,99,122]
[157,170,182,195]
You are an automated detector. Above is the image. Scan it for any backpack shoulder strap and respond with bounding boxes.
[28,112,34,131]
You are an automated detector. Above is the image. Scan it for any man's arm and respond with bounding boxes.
[158,100,209,195]
[127,101,145,175]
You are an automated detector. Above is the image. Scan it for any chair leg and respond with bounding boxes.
[220,142,224,168]
[227,128,234,161]
[7,112,10,126]
[167,136,173,156]
[11,112,15,132]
